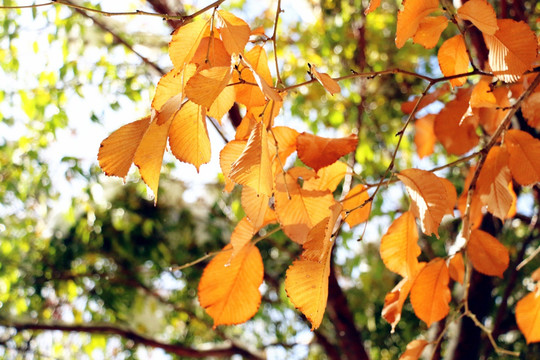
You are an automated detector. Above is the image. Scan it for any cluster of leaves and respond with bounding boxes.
[86,0,538,357]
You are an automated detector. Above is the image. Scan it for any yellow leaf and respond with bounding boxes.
[268,126,298,167]
[285,204,341,329]
[296,132,358,172]
[438,35,470,88]
[169,20,209,69]
[516,289,540,344]
[239,56,281,103]
[414,114,436,158]
[219,140,246,192]
[448,252,465,284]
[229,122,273,197]
[185,66,233,109]
[151,65,196,112]
[457,0,498,35]
[131,114,174,203]
[467,229,509,278]
[380,211,420,278]
[483,19,538,83]
[191,36,231,68]
[398,169,448,237]
[410,257,451,327]
[505,130,540,185]
[198,243,263,327]
[216,10,251,55]
[342,184,371,227]
[235,46,273,108]
[208,84,236,123]
[395,0,439,48]
[303,161,348,192]
[168,101,211,171]
[382,277,412,332]
[310,64,341,95]
[476,146,512,220]
[98,116,151,180]
[413,16,448,49]
[241,186,273,231]
[230,217,255,258]
[274,167,335,244]
[399,339,429,360]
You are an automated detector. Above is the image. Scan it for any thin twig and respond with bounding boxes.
[270,0,283,86]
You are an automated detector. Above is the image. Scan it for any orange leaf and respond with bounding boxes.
[470,78,497,108]
[457,166,484,229]
[522,92,540,129]
[434,89,479,155]
[483,19,537,83]
[365,0,381,14]
[185,65,233,109]
[439,178,457,216]
[241,186,274,231]
[380,211,420,278]
[399,339,429,360]
[413,16,448,49]
[152,65,196,112]
[296,132,358,172]
[395,0,439,48]
[274,167,335,244]
[475,87,510,134]
[467,229,509,278]
[229,122,273,196]
[191,36,231,68]
[235,46,273,108]
[448,252,465,284]
[414,114,436,158]
[342,184,372,227]
[219,140,247,192]
[198,243,263,327]
[401,83,450,114]
[516,289,540,344]
[133,114,173,203]
[410,257,451,327]
[169,101,211,171]
[457,0,498,35]
[169,20,209,69]
[239,56,281,102]
[98,116,151,180]
[230,217,255,258]
[268,126,298,167]
[310,64,341,95]
[303,161,348,192]
[476,146,512,220]
[216,10,251,55]
[398,169,448,237]
[438,35,470,88]
[285,204,341,329]
[505,130,540,185]
[382,277,413,332]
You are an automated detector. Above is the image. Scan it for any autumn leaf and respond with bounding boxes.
[241,186,274,231]
[398,169,448,237]
[268,126,299,167]
[230,217,255,258]
[476,146,512,220]
[191,36,231,68]
[274,167,336,244]
[168,101,211,171]
[285,203,341,329]
[219,140,247,192]
[439,178,457,216]
[414,114,436,158]
[438,35,470,88]
[235,46,273,108]
[216,10,251,55]
[239,56,281,103]
[310,64,341,95]
[365,0,381,14]
[434,89,479,155]
[467,229,509,278]
[410,257,451,327]
[402,84,450,114]
[475,87,510,134]
[516,289,540,344]
[229,122,273,196]
[169,20,209,69]
[448,252,465,284]
[98,116,151,180]
[152,65,196,112]
[505,130,540,185]
[380,211,420,278]
[483,19,537,83]
[296,132,358,172]
[522,92,540,129]
[185,65,233,109]
[399,339,429,360]
[198,243,263,327]
[469,78,497,108]
[457,166,484,229]
[342,184,371,227]
[457,0,498,35]
[413,16,448,49]
[303,161,348,192]
[382,278,412,332]
[133,114,174,202]
[395,0,439,48]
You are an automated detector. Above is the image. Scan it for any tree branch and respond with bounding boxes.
[0,321,265,359]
